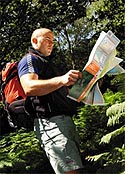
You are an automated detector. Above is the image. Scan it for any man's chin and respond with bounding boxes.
[44,53,51,57]
[47,51,52,56]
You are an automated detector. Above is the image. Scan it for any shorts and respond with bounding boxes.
[34,115,83,174]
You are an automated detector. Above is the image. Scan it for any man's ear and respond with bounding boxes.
[32,38,37,44]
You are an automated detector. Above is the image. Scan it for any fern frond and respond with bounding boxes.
[106,102,125,126]
[107,114,124,127]
[0,160,12,168]
[88,152,109,162]
[100,126,125,144]
[88,146,125,167]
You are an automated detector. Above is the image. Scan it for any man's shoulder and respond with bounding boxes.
[18,54,37,77]
[19,53,39,66]
[18,53,48,77]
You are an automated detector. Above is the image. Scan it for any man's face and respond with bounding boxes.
[37,32,54,57]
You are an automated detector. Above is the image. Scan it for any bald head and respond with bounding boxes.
[31,28,53,45]
[31,28,54,56]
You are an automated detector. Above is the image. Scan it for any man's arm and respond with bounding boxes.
[20,70,80,96]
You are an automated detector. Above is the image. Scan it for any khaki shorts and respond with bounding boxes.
[34,115,83,174]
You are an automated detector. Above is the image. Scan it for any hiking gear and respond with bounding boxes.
[1,62,26,104]
[1,62,34,130]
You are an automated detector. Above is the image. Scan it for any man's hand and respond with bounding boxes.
[61,70,82,86]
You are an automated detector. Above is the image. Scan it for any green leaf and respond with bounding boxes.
[100,126,125,144]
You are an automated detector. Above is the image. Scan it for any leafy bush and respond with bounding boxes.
[87,102,125,174]
[0,130,54,173]
[73,104,108,152]
[73,90,125,173]
[73,90,124,151]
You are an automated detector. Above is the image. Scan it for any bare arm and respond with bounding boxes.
[20,70,80,96]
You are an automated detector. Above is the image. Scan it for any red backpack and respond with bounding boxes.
[1,62,34,130]
[1,62,26,105]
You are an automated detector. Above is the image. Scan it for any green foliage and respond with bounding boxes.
[100,101,125,145]
[73,90,124,150]
[73,91,125,173]
[73,104,108,151]
[110,73,125,93]
[100,126,125,144]
[106,102,125,126]
[87,101,125,173]
[90,145,125,174]
[0,130,53,173]
[103,90,125,105]
[53,16,95,70]
[0,101,4,108]
[90,144,125,166]
[0,0,88,63]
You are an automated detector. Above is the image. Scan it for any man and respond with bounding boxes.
[18,28,83,174]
